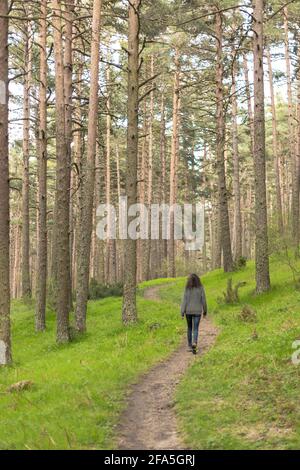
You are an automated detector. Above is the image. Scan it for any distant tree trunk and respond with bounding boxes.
[21,22,32,299]
[168,48,180,278]
[105,63,116,284]
[266,46,284,235]
[0,0,12,365]
[122,0,141,324]
[242,53,255,154]
[215,10,233,273]
[231,54,242,261]
[159,93,168,274]
[292,38,300,255]
[35,0,48,331]
[284,7,294,225]
[145,55,155,280]
[252,0,270,293]
[52,0,71,342]
[75,0,102,332]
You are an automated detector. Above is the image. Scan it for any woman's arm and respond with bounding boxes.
[202,287,207,316]
[181,290,187,317]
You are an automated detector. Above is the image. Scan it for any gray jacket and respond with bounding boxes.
[181,286,207,317]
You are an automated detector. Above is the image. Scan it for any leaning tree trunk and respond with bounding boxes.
[0,0,12,365]
[122,0,141,324]
[252,0,270,293]
[21,21,32,299]
[35,0,48,331]
[75,0,102,333]
[52,0,71,342]
[215,10,233,272]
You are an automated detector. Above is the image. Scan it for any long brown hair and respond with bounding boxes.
[186,273,202,289]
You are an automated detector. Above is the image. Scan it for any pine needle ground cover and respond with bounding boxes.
[0,290,184,450]
[159,258,300,450]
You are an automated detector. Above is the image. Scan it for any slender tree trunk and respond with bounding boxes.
[252,0,270,293]
[52,0,71,342]
[21,22,32,299]
[64,0,74,309]
[75,0,102,332]
[145,55,154,280]
[35,0,48,331]
[159,92,167,274]
[105,63,116,284]
[266,46,284,235]
[0,0,12,365]
[232,54,242,261]
[122,0,141,324]
[243,53,255,153]
[168,48,180,278]
[215,10,233,272]
[284,7,294,229]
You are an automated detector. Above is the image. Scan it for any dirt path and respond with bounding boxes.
[117,284,218,450]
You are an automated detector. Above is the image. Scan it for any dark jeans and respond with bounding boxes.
[186,314,201,346]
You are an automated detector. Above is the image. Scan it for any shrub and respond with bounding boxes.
[88,279,123,300]
[233,256,247,271]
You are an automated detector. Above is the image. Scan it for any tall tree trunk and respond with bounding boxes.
[105,63,116,284]
[159,92,168,274]
[64,0,74,309]
[266,46,284,235]
[52,0,71,342]
[284,7,294,228]
[252,0,270,293]
[122,0,141,324]
[168,48,180,278]
[145,55,155,280]
[243,52,255,153]
[0,0,12,365]
[21,21,32,299]
[75,0,102,332]
[35,0,48,331]
[215,10,233,272]
[231,54,242,261]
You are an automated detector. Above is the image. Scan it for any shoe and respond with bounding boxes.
[187,344,193,352]
[192,343,197,355]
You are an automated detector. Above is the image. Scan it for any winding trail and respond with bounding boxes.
[117,284,218,450]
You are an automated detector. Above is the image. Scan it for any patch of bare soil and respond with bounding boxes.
[117,285,218,450]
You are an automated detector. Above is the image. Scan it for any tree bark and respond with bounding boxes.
[52,0,71,342]
[231,53,242,261]
[0,0,12,365]
[168,48,180,278]
[122,0,141,324]
[266,46,284,235]
[215,10,233,272]
[21,21,32,299]
[252,0,270,293]
[35,0,48,331]
[75,0,102,332]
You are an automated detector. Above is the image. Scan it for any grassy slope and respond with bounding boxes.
[159,257,300,450]
[0,290,184,450]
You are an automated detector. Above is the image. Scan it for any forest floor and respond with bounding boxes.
[117,285,218,450]
[1,257,300,449]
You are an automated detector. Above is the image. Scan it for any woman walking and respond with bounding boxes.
[181,274,207,354]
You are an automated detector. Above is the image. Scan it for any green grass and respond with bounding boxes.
[0,291,184,450]
[2,257,300,450]
[159,257,300,450]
